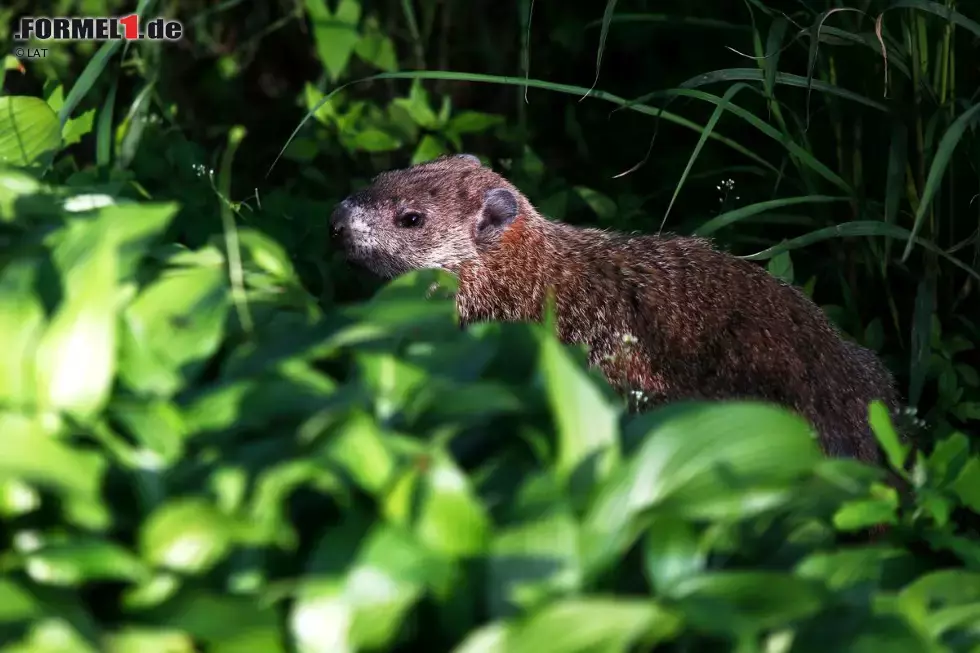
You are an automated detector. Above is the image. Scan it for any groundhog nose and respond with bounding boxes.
[330,201,351,241]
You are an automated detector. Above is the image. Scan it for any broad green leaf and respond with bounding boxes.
[356,351,430,421]
[488,506,583,617]
[383,451,492,558]
[670,571,826,636]
[180,364,337,437]
[0,96,61,168]
[411,134,446,164]
[456,598,682,653]
[305,0,362,82]
[795,547,911,590]
[574,186,617,221]
[110,399,188,467]
[62,108,96,147]
[448,111,504,135]
[0,167,45,221]
[766,251,794,283]
[350,128,402,152]
[249,459,344,548]
[237,228,298,282]
[354,31,397,72]
[392,80,440,129]
[643,515,706,595]
[322,410,397,496]
[0,414,108,528]
[896,570,980,637]
[539,329,619,486]
[104,628,196,653]
[0,259,46,408]
[869,400,909,473]
[34,230,118,420]
[140,499,238,574]
[2,617,100,653]
[119,262,229,396]
[0,579,42,623]
[25,538,149,586]
[343,525,438,648]
[148,592,284,653]
[582,402,821,574]
[950,457,980,512]
[833,484,899,531]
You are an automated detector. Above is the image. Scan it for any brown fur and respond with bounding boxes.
[330,154,901,465]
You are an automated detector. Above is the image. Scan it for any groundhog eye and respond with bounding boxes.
[397,212,425,228]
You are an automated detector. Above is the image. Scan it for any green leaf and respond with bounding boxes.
[104,628,196,653]
[869,400,909,473]
[305,0,362,82]
[583,402,822,574]
[795,547,911,590]
[0,414,109,529]
[411,134,447,164]
[448,111,504,135]
[383,451,492,558]
[0,95,62,168]
[0,167,45,221]
[140,499,238,574]
[237,228,298,282]
[573,186,617,221]
[0,578,42,623]
[393,80,440,129]
[950,457,980,512]
[670,571,826,636]
[0,259,46,409]
[350,128,402,152]
[833,486,899,531]
[488,504,583,617]
[110,399,188,467]
[26,538,150,586]
[147,592,285,653]
[642,515,706,595]
[455,598,682,653]
[292,524,439,652]
[539,329,620,487]
[354,31,398,72]
[766,250,794,283]
[118,260,229,397]
[323,410,397,496]
[34,224,118,420]
[897,570,980,638]
[62,108,96,147]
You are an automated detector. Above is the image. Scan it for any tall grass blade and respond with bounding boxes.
[740,221,980,283]
[58,0,156,128]
[900,101,980,262]
[270,71,776,177]
[581,0,620,101]
[657,83,754,232]
[694,196,849,237]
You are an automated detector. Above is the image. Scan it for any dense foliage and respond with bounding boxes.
[1,0,979,651]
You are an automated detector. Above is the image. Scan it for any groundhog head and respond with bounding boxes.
[330,154,521,278]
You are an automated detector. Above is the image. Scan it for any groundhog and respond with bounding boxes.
[330,153,901,465]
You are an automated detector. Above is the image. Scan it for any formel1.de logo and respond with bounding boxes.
[12,15,183,41]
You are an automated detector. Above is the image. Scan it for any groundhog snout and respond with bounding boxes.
[330,199,356,249]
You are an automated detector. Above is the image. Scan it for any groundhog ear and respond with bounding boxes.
[454,153,483,167]
[476,188,518,247]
